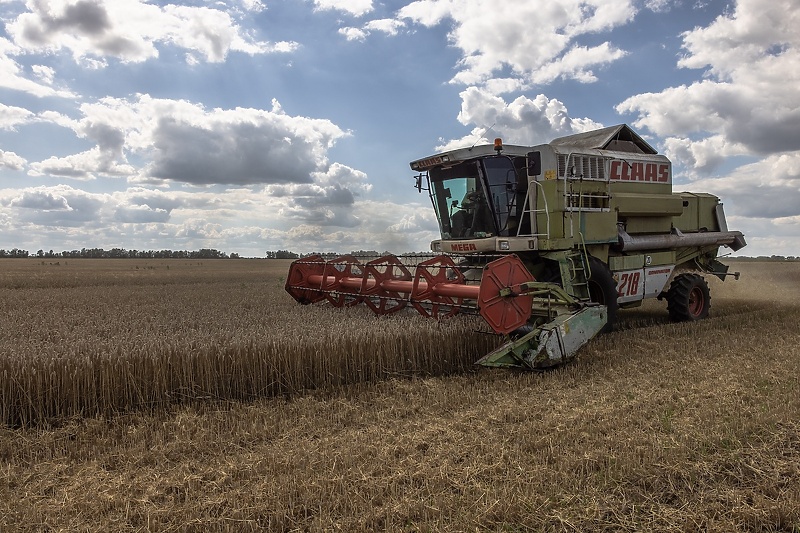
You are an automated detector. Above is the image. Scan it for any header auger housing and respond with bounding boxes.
[286,253,534,333]
[286,125,745,369]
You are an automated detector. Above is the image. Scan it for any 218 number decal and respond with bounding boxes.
[617,271,641,297]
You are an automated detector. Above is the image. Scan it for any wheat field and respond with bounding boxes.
[1,258,799,531]
[0,258,498,426]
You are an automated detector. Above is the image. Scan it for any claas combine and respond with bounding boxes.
[285,125,746,369]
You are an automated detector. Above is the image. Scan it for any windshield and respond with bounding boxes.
[430,157,519,239]
[429,161,492,239]
[428,156,527,240]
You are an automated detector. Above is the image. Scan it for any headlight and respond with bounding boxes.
[499,240,510,251]
[432,242,442,252]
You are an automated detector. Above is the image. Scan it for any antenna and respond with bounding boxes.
[469,122,496,150]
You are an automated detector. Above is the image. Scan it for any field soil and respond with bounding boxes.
[1,259,799,531]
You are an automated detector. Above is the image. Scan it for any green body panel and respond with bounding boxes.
[610,181,672,196]
[623,217,673,234]
[607,250,676,271]
[608,254,644,270]
[580,211,618,243]
[673,192,721,232]
[612,192,684,217]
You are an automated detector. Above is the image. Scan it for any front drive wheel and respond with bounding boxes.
[587,256,619,333]
[666,273,710,322]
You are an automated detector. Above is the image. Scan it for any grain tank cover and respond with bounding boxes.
[550,124,657,155]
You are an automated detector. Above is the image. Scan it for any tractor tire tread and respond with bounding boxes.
[666,273,711,322]
[588,256,619,333]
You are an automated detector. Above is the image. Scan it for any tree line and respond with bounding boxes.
[8,247,793,261]
[2,248,237,259]
[266,250,392,259]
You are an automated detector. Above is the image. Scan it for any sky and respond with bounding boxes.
[0,0,798,258]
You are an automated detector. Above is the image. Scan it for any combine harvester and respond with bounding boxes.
[286,125,745,369]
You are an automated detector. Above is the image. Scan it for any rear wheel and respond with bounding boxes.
[666,273,710,322]
[587,256,619,333]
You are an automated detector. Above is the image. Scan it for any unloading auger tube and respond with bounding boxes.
[285,253,607,369]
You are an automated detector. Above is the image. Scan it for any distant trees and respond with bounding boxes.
[0,248,236,259]
[266,250,299,259]
[8,247,796,262]
[729,255,798,262]
[267,250,426,260]
[0,249,29,258]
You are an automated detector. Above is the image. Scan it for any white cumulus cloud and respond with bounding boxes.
[617,0,800,165]
[0,150,27,171]
[6,0,297,65]
[397,0,635,90]
[437,87,603,150]
[312,0,373,17]
[27,95,352,186]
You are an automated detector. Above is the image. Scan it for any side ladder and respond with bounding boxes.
[558,248,591,301]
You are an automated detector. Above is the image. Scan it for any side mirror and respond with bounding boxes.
[414,174,428,193]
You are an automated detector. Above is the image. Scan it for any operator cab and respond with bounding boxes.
[411,141,533,241]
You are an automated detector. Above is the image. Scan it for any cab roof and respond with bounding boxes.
[409,143,531,171]
[409,124,658,171]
